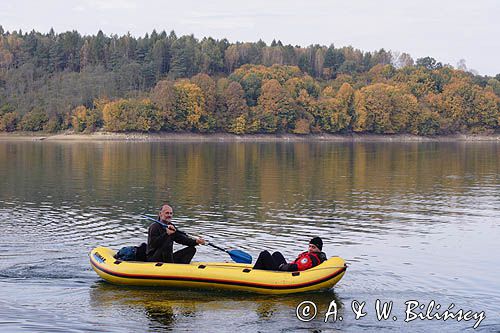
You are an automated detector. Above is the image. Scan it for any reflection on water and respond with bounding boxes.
[89,281,344,332]
[0,141,499,332]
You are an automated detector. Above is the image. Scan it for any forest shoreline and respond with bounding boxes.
[1,131,499,142]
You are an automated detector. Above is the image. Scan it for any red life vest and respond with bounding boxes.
[292,251,321,271]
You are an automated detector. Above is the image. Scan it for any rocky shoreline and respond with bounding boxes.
[1,132,500,142]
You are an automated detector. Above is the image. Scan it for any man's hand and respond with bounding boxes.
[196,237,206,245]
[166,224,176,235]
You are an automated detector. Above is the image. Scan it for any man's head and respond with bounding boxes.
[308,237,323,253]
[159,204,173,223]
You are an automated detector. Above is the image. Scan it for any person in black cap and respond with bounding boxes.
[253,237,327,271]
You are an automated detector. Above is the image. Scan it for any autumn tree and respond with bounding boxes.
[284,75,320,98]
[19,109,49,131]
[71,105,102,132]
[353,83,417,134]
[222,81,248,133]
[102,98,161,132]
[230,64,302,106]
[173,81,212,132]
[191,73,217,115]
[367,64,396,83]
[257,79,296,132]
[334,83,355,130]
[214,78,230,129]
[0,112,19,131]
[230,70,262,107]
[394,67,452,98]
[408,102,442,135]
[151,80,176,130]
[295,89,315,117]
[313,83,354,133]
[72,105,90,132]
[437,78,499,132]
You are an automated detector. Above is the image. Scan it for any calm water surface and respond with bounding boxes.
[0,141,498,332]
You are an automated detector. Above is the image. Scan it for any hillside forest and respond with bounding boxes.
[1,27,499,135]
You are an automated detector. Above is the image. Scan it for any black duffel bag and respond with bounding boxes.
[114,243,147,261]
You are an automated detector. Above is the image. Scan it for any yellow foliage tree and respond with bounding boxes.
[321,86,336,98]
[438,78,499,132]
[257,79,295,132]
[332,83,354,131]
[102,99,161,132]
[284,75,320,98]
[230,114,247,134]
[353,91,367,132]
[191,73,217,115]
[313,83,354,133]
[353,83,417,133]
[173,81,207,131]
[367,64,396,83]
[231,64,302,85]
[315,97,350,133]
[295,89,315,116]
[71,105,90,132]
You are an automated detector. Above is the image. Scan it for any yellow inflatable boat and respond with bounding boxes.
[90,247,346,294]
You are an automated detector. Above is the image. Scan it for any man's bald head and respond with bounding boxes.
[159,204,173,222]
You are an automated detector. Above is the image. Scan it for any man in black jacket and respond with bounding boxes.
[146,204,206,263]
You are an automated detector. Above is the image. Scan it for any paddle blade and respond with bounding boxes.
[228,250,252,264]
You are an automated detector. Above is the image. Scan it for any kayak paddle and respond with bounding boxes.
[140,214,253,264]
[205,242,253,264]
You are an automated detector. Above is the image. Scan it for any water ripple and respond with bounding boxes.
[0,141,499,332]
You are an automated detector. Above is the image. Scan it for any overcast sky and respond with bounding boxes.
[1,0,498,75]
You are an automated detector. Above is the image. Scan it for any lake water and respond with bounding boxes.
[0,140,498,332]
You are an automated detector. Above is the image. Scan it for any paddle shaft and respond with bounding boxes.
[141,215,188,235]
[207,242,229,253]
[140,214,252,263]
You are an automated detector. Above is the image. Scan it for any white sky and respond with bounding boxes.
[1,0,499,75]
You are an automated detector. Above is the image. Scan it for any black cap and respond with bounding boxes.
[309,237,323,251]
